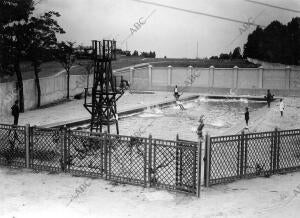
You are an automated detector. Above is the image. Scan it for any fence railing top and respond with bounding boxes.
[0,123,25,130]
[210,128,300,142]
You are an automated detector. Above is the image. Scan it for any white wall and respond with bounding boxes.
[126,65,299,96]
[0,73,93,116]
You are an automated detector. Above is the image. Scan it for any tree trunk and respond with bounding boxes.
[14,62,24,112]
[67,70,70,99]
[33,61,41,108]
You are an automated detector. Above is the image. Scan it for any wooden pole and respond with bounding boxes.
[204,134,211,187]
[196,136,202,197]
[25,124,30,168]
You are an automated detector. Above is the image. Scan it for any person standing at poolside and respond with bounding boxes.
[279,99,284,117]
[11,100,20,125]
[245,107,249,128]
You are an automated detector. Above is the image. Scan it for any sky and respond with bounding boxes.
[36,0,300,58]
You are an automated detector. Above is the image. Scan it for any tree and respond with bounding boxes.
[287,18,300,65]
[243,18,300,65]
[55,41,76,99]
[232,47,242,59]
[243,26,264,59]
[25,11,65,107]
[77,59,93,92]
[210,56,218,60]
[0,0,35,112]
[219,53,230,59]
[132,50,139,56]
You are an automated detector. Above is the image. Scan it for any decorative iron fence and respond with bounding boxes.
[0,124,200,196]
[0,124,27,168]
[205,129,300,186]
[150,138,199,194]
[30,127,64,172]
[2,123,300,193]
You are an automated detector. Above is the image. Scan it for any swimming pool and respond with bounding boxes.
[75,97,267,141]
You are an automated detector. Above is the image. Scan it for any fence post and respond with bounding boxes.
[175,134,181,186]
[276,128,280,172]
[239,130,245,178]
[144,136,148,187]
[175,134,179,186]
[201,133,208,186]
[148,134,152,187]
[146,134,152,187]
[204,134,211,187]
[62,125,68,172]
[243,132,248,176]
[104,131,108,179]
[25,124,30,168]
[273,128,279,173]
[196,136,202,197]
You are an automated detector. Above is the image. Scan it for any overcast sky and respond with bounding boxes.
[36,0,300,58]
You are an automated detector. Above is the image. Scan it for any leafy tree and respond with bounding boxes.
[243,17,300,65]
[0,0,35,112]
[141,51,156,58]
[232,47,242,59]
[287,18,300,65]
[77,59,93,92]
[219,53,230,59]
[243,26,264,59]
[209,56,218,60]
[25,11,65,107]
[55,41,76,99]
[132,50,139,56]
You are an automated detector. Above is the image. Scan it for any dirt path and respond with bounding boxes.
[0,167,299,218]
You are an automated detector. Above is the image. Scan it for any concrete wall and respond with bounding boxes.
[126,65,300,96]
[1,65,299,116]
[0,73,93,116]
[152,67,168,86]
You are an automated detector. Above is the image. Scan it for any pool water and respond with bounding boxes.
[77,97,267,141]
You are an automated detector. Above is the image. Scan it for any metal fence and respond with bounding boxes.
[0,124,27,168]
[0,124,200,196]
[205,129,300,186]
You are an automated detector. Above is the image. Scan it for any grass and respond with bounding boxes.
[0,57,260,83]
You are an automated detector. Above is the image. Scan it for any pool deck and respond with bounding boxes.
[0,92,199,128]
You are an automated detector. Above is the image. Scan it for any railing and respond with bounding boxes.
[0,124,201,196]
[3,123,299,193]
[205,128,300,186]
[0,124,27,168]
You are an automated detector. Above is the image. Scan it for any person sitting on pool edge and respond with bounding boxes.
[264,89,274,108]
